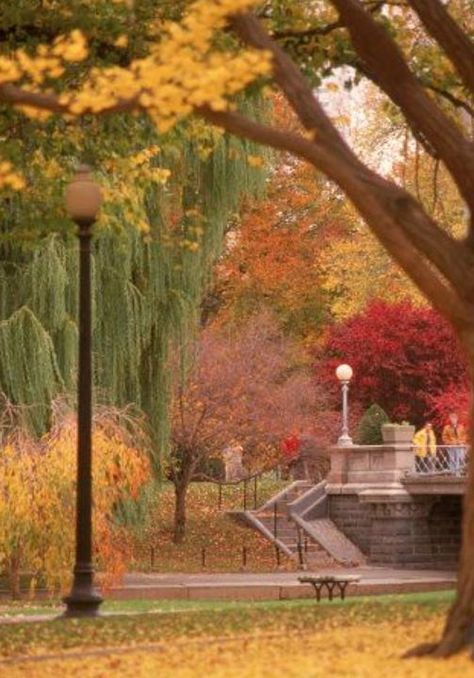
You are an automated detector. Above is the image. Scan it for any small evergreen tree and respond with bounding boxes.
[356,403,389,445]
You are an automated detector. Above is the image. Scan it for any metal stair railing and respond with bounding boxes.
[195,459,290,511]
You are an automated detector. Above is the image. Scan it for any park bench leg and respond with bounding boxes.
[327,582,336,601]
[339,582,348,600]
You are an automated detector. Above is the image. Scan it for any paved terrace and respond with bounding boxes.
[108,567,456,601]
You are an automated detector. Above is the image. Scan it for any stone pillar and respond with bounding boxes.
[327,441,415,489]
[223,445,245,481]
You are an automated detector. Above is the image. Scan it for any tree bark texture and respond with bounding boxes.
[432,336,474,656]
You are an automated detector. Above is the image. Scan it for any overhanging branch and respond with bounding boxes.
[407,0,474,93]
[0,82,139,116]
[329,0,474,215]
[228,13,472,296]
[198,105,471,327]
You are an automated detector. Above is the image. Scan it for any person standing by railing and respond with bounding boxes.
[412,422,437,472]
[442,412,467,473]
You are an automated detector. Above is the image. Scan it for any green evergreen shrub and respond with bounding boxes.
[355,403,390,445]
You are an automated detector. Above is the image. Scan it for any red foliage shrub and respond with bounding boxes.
[427,386,471,431]
[315,300,468,426]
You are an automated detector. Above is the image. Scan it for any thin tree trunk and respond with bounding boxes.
[173,482,188,545]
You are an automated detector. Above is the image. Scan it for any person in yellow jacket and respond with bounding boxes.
[412,422,437,472]
[442,412,467,473]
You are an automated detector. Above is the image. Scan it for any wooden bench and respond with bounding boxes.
[298,575,360,601]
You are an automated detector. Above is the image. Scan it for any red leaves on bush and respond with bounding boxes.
[315,300,468,426]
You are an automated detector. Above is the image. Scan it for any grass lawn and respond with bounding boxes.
[0,592,471,677]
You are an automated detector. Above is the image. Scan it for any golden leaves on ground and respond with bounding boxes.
[0,614,471,677]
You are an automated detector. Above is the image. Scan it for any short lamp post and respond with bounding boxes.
[63,165,103,618]
[336,363,353,447]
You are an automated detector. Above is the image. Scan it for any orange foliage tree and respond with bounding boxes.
[216,97,350,344]
[0,407,150,598]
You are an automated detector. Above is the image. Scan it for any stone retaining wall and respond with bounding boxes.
[328,494,372,555]
[429,496,462,568]
[328,492,462,569]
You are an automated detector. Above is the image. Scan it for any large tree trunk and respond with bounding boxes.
[173,481,188,545]
[434,333,474,656]
[407,330,474,657]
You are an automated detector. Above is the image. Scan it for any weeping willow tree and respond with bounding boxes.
[0,0,268,465]
[0,107,266,468]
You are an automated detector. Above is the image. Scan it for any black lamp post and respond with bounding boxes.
[63,165,103,618]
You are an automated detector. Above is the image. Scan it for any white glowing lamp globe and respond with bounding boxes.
[335,363,353,382]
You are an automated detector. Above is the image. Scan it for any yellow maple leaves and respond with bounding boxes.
[0,29,88,88]
[2,0,271,132]
[0,0,273,191]
[0,161,26,191]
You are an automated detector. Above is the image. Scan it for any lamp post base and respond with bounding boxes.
[337,434,353,447]
[62,567,103,618]
[62,590,103,618]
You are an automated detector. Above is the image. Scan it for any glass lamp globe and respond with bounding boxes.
[65,165,102,222]
[335,363,353,382]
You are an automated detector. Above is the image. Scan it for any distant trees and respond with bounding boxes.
[316,300,468,427]
[169,312,316,542]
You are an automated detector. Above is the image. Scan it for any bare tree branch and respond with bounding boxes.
[328,0,474,215]
[272,19,343,40]
[407,0,474,93]
[427,84,474,118]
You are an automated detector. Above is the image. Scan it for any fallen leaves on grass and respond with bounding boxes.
[0,614,471,677]
[131,480,295,573]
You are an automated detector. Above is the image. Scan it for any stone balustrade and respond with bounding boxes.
[324,433,462,568]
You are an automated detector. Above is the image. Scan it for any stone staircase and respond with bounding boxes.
[231,480,365,568]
